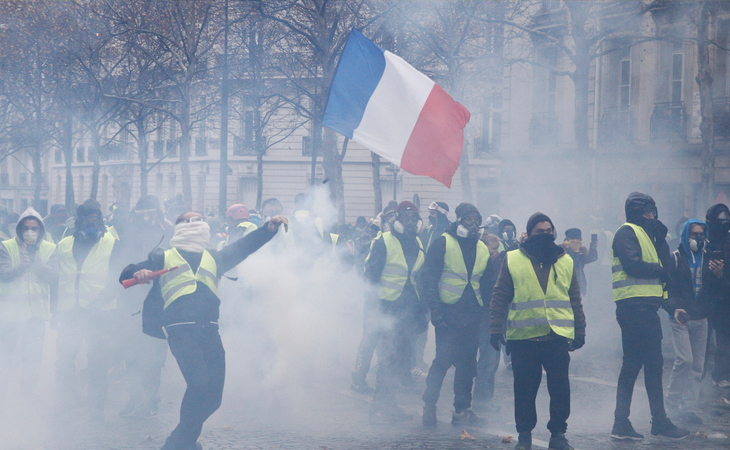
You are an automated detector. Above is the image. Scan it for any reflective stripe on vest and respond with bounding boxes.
[57,233,116,311]
[438,234,490,306]
[506,249,575,340]
[611,223,664,301]
[0,238,55,321]
[159,248,218,309]
[366,232,424,301]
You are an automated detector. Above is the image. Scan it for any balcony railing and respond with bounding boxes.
[529,113,559,147]
[600,107,632,146]
[650,102,686,142]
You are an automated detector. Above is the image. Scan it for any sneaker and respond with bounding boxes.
[680,411,703,425]
[350,380,374,395]
[451,408,485,426]
[515,432,532,450]
[610,420,644,440]
[548,432,573,450]
[650,418,689,439]
[423,404,437,428]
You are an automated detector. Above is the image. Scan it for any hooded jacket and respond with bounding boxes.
[703,204,730,332]
[664,220,710,320]
[612,192,672,310]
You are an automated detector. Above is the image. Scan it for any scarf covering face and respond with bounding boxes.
[521,233,562,265]
[170,221,211,253]
[565,239,582,253]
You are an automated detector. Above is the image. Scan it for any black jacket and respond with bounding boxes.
[120,225,276,338]
[612,222,672,310]
[664,246,710,320]
[419,226,490,328]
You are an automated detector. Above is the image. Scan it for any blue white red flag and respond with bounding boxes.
[323,29,470,188]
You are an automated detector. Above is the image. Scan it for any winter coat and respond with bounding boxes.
[563,243,598,296]
[665,244,711,321]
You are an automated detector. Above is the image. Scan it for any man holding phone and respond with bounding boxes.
[664,219,718,424]
[562,228,598,297]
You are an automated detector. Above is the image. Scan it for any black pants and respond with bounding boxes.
[614,307,666,423]
[713,328,730,383]
[508,338,571,434]
[422,323,480,412]
[352,300,381,384]
[372,317,412,406]
[55,309,115,413]
[164,322,225,450]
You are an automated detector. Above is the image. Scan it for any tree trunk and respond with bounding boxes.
[136,117,148,197]
[372,152,382,216]
[89,127,101,200]
[459,140,473,203]
[63,115,75,210]
[179,94,193,211]
[573,64,591,152]
[31,144,43,211]
[322,128,345,223]
[697,2,715,205]
[310,116,322,186]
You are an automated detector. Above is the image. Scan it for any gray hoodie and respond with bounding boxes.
[0,207,58,288]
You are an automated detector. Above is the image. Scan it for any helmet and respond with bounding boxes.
[225,204,250,221]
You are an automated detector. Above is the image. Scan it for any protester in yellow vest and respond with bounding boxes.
[0,207,57,402]
[419,203,491,428]
[489,213,586,450]
[363,201,427,423]
[119,211,287,450]
[55,199,125,421]
[609,192,689,440]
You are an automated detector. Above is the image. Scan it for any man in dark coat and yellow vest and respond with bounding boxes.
[609,192,689,440]
[420,203,491,427]
[489,213,586,450]
[364,201,427,422]
[120,211,287,450]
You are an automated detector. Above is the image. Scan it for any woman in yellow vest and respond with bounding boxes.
[610,192,688,440]
[363,201,427,423]
[0,207,57,401]
[120,211,288,450]
[419,203,491,428]
[489,213,586,450]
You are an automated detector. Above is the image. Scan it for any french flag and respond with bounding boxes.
[323,29,470,188]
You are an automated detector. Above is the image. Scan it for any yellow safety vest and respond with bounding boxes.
[159,248,218,309]
[506,250,575,340]
[0,238,55,321]
[438,234,490,306]
[226,221,258,246]
[366,232,424,301]
[57,232,117,311]
[612,223,664,301]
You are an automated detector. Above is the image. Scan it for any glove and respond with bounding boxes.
[653,220,668,241]
[490,333,506,351]
[570,335,585,351]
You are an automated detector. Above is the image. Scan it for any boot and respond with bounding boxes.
[548,432,573,450]
[610,419,644,440]
[650,417,689,439]
[451,408,485,426]
[423,404,437,428]
[515,432,531,450]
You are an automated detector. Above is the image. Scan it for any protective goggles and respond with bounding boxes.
[428,201,449,216]
[642,204,658,219]
[183,216,205,223]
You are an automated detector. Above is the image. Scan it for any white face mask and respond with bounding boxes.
[22,230,38,244]
[456,224,469,238]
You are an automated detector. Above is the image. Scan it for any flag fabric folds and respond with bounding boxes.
[323,29,470,188]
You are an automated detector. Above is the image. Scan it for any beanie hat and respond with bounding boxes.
[383,200,398,216]
[565,228,582,240]
[396,201,419,214]
[454,203,481,223]
[135,195,161,212]
[526,212,554,236]
[77,200,102,219]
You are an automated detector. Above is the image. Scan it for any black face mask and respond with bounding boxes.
[521,233,560,265]
[428,215,436,227]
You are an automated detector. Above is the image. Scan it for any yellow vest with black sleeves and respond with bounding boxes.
[57,232,117,311]
[438,234,490,306]
[506,250,575,340]
[612,223,664,301]
[367,232,424,301]
[159,248,218,310]
[0,238,56,321]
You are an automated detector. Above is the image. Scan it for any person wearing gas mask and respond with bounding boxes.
[54,199,126,421]
[420,203,490,427]
[420,201,450,252]
[562,228,598,297]
[372,201,398,234]
[609,192,688,440]
[261,198,284,223]
[499,219,519,251]
[704,203,730,388]
[663,219,716,425]
[489,213,586,450]
[117,195,173,419]
[364,201,427,422]
[120,211,287,450]
[0,207,57,404]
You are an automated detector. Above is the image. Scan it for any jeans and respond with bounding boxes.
[164,322,225,450]
[55,309,115,413]
[508,338,571,434]
[422,323,480,412]
[372,317,412,406]
[0,318,45,400]
[352,300,381,385]
[666,317,708,413]
[713,328,730,383]
[473,315,500,403]
[614,307,666,423]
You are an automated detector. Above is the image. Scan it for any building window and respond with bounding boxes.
[154,141,164,159]
[77,147,85,163]
[238,176,257,208]
[0,173,7,186]
[55,150,63,164]
[672,46,683,104]
[19,173,27,186]
[620,46,631,109]
[195,137,207,156]
[302,135,313,157]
